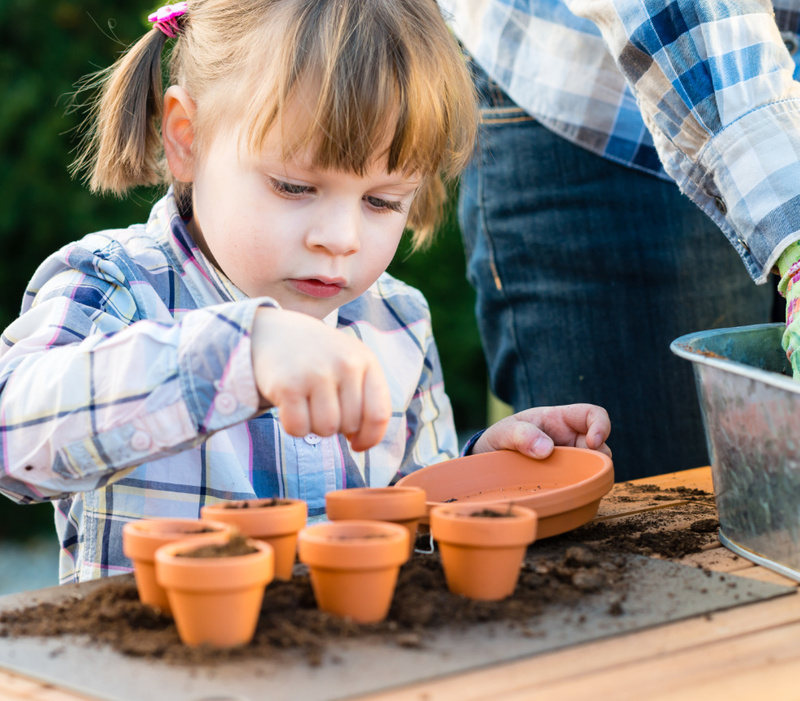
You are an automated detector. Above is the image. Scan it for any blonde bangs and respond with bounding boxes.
[232,0,477,245]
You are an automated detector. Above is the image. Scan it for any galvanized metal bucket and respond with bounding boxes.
[671,323,800,581]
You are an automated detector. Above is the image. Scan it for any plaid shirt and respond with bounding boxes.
[443,0,800,282]
[0,192,457,583]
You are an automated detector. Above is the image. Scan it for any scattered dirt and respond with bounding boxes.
[563,482,719,559]
[0,545,628,667]
[0,481,720,667]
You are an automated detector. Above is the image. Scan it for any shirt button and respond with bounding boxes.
[214,392,237,415]
[737,236,750,252]
[304,433,322,445]
[782,31,799,55]
[130,431,151,451]
[714,196,727,214]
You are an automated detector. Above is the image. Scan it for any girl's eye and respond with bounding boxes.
[365,195,405,213]
[270,178,312,197]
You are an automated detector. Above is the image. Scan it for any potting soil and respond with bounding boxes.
[0,482,794,701]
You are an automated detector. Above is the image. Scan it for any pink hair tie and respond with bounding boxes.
[148,2,188,39]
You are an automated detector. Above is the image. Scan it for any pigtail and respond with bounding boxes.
[71,28,171,195]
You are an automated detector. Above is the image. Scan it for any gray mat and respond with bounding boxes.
[0,552,793,701]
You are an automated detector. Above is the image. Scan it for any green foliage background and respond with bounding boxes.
[0,1,486,540]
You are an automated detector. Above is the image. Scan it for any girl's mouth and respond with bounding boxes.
[289,278,345,299]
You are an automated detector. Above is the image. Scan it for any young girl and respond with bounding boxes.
[0,0,610,584]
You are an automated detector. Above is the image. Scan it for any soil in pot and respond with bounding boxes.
[220,498,289,509]
[175,533,258,558]
[468,507,518,518]
[200,498,307,581]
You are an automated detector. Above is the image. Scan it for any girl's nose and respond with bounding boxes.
[307,204,361,255]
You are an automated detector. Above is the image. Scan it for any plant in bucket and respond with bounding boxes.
[325,486,426,557]
[122,517,233,615]
[200,497,308,580]
[429,503,537,600]
[155,532,274,648]
[297,520,410,623]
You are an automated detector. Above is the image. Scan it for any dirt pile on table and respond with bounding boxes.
[0,545,626,666]
[0,482,720,666]
[569,484,719,559]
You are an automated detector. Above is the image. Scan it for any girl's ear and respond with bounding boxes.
[162,86,197,182]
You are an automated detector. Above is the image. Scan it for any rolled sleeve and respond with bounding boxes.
[567,0,800,282]
[0,268,275,501]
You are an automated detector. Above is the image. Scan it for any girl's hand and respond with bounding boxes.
[251,308,392,451]
[471,404,611,459]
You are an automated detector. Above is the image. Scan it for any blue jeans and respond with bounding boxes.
[458,62,773,481]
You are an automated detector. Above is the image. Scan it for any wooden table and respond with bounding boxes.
[1,467,799,701]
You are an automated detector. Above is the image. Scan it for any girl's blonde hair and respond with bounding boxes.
[74,0,478,247]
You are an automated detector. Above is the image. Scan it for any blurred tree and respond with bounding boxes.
[0,1,485,540]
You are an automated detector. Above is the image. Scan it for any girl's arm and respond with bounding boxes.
[0,253,265,503]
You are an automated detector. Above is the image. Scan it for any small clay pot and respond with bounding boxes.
[122,518,233,615]
[325,486,426,556]
[297,520,409,623]
[200,498,307,580]
[430,503,537,601]
[155,533,274,648]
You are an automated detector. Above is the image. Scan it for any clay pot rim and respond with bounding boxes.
[155,534,274,590]
[200,498,308,537]
[123,517,231,537]
[430,503,537,548]
[298,520,410,570]
[325,486,426,522]
[156,533,270,562]
[122,518,233,561]
[396,447,613,526]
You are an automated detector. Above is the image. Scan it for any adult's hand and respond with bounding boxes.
[778,243,800,379]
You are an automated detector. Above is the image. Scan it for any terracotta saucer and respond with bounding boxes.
[395,447,614,538]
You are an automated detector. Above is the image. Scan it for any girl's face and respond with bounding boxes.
[184,115,419,320]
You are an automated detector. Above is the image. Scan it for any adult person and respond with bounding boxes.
[441,0,800,480]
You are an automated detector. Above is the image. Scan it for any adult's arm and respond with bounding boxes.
[566,0,800,283]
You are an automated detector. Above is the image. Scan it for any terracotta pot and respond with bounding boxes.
[396,447,613,538]
[122,518,233,615]
[200,498,307,580]
[155,533,274,648]
[325,486,426,556]
[297,520,409,623]
[429,503,537,601]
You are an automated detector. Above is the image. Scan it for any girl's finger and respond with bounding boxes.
[348,360,391,452]
[337,362,366,439]
[276,392,312,439]
[308,377,342,438]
